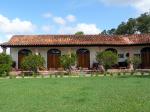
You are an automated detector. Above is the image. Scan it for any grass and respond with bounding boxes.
[0,76,150,112]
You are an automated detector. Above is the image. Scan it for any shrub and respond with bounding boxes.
[21,54,45,74]
[0,53,13,76]
[60,53,77,73]
[96,51,118,70]
[127,56,141,70]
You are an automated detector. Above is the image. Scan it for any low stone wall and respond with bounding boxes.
[107,69,132,73]
[136,69,150,72]
[9,71,22,76]
[9,69,150,76]
[107,69,150,73]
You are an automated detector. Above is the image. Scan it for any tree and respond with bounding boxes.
[107,28,116,35]
[101,30,107,35]
[115,22,128,35]
[126,18,137,34]
[101,29,116,35]
[75,31,84,35]
[60,53,77,73]
[102,12,150,35]
[0,53,12,76]
[137,13,150,33]
[96,51,118,70]
[21,54,45,74]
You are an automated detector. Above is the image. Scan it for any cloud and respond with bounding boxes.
[0,35,11,53]
[0,14,36,53]
[59,23,101,34]
[42,12,52,18]
[42,13,100,34]
[133,0,150,12]
[42,12,66,25]
[41,25,51,32]
[43,12,76,25]
[101,0,136,5]
[53,17,66,25]
[0,14,36,34]
[66,15,76,22]
[101,0,150,12]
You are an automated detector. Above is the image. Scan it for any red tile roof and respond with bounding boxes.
[1,34,150,47]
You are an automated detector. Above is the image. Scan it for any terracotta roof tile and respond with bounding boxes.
[1,34,150,47]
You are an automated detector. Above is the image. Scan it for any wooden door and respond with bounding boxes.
[18,54,25,69]
[141,48,150,68]
[18,49,32,69]
[48,54,60,69]
[47,49,61,70]
[77,49,90,68]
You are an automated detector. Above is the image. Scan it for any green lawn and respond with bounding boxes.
[0,76,150,112]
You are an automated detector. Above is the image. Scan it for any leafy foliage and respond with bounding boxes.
[127,56,141,70]
[21,54,45,73]
[75,31,84,35]
[60,53,77,71]
[101,12,150,35]
[137,13,150,33]
[96,51,118,70]
[0,53,12,76]
[101,28,116,35]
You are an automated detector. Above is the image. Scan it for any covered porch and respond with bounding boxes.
[2,45,150,70]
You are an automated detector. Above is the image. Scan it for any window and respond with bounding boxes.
[126,53,130,57]
[18,49,32,56]
[134,54,140,57]
[48,49,61,55]
[118,54,124,58]
[77,49,89,54]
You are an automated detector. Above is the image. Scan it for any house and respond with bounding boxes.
[0,34,150,69]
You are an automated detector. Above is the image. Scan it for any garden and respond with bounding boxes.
[0,50,146,78]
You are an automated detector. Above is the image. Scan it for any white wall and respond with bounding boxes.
[10,46,150,69]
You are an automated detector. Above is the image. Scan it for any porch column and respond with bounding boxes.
[35,49,39,55]
[128,48,134,70]
[2,47,7,54]
[68,48,71,55]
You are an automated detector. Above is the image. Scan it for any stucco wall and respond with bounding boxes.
[10,46,150,69]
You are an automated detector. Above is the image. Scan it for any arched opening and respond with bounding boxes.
[77,49,90,68]
[141,47,150,69]
[105,48,117,54]
[47,49,61,69]
[105,48,118,68]
[18,49,32,69]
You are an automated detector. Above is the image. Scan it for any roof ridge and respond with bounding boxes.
[12,33,150,37]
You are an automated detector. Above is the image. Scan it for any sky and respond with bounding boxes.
[0,0,150,44]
